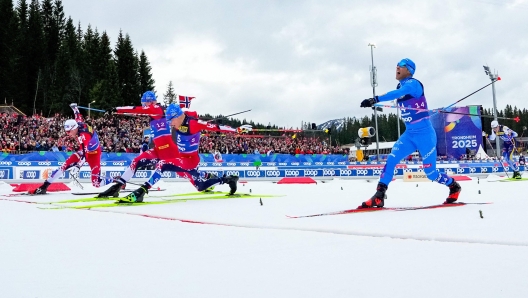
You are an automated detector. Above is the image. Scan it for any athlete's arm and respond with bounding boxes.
[189,119,237,134]
[116,105,164,119]
[377,79,423,102]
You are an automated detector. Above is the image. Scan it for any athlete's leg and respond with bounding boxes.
[362,132,416,208]
[414,125,460,203]
[28,152,84,194]
[86,148,109,187]
[414,126,453,185]
[379,132,417,186]
[120,149,160,183]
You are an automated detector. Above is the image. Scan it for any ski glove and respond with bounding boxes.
[69,164,81,178]
[361,96,379,108]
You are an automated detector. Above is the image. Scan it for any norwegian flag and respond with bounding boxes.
[178,95,195,109]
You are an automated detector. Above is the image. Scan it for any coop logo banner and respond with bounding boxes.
[304,169,319,176]
[14,161,60,166]
[225,170,242,177]
[321,169,334,176]
[104,171,125,179]
[133,171,152,178]
[246,170,264,177]
[80,171,93,179]
[265,170,281,177]
[19,170,40,179]
[161,171,176,178]
[285,170,300,177]
[0,168,12,179]
[355,169,371,176]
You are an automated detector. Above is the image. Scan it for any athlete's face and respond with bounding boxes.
[170,114,185,130]
[493,126,500,133]
[66,127,78,137]
[142,101,154,107]
[396,65,412,80]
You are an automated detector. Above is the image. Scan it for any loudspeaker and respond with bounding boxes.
[311,123,316,130]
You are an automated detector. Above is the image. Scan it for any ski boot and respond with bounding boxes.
[202,186,216,193]
[118,186,148,203]
[444,180,461,204]
[223,175,239,195]
[97,182,125,198]
[512,171,522,180]
[28,181,51,195]
[360,182,387,208]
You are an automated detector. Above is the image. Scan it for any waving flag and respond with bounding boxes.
[178,95,195,109]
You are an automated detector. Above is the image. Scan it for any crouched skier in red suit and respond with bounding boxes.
[118,103,240,203]
[97,91,180,197]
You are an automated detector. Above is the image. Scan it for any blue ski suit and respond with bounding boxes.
[376,77,454,186]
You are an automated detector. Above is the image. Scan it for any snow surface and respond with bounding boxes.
[1,176,528,298]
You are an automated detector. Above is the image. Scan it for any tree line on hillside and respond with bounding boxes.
[0,0,155,116]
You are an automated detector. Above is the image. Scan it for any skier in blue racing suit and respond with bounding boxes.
[359,58,461,208]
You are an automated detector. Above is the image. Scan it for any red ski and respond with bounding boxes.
[286,202,491,219]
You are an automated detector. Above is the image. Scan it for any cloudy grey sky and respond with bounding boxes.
[65,0,528,127]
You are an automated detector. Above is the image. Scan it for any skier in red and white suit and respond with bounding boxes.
[29,103,110,194]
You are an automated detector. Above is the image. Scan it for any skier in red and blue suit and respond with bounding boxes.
[119,103,239,203]
[98,91,180,197]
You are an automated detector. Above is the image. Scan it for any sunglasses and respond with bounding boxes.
[397,60,415,72]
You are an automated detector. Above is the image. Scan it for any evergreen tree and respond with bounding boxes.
[0,0,17,104]
[114,31,140,106]
[53,17,81,114]
[14,0,30,111]
[163,81,176,106]
[40,0,63,112]
[25,0,46,114]
[138,50,155,93]
[82,24,100,106]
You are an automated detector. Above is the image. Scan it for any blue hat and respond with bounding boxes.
[397,58,416,76]
[141,91,157,106]
[165,103,183,121]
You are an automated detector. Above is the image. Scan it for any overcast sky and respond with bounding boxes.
[64,0,528,127]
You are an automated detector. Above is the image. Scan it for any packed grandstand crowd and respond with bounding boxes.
[0,112,348,155]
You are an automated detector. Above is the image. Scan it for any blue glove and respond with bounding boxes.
[360,97,378,108]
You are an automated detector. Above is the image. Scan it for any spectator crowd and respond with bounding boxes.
[0,112,347,155]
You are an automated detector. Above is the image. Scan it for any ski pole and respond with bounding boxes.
[374,78,501,113]
[206,109,252,122]
[485,137,509,178]
[77,106,106,113]
[439,111,519,122]
[70,173,84,190]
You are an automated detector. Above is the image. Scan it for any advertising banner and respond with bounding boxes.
[430,106,482,159]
